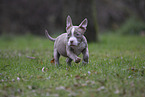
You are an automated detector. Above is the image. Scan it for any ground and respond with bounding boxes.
[0,34,145,97]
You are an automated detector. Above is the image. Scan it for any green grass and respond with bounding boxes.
[0,34,145,97]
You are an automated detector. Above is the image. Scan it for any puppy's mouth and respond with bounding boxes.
[70,44,77,46]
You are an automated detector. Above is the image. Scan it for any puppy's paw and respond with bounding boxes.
[82,61,88,65]
[75,57,81,63]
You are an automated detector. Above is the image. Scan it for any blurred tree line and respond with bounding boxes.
[0,0,145,42]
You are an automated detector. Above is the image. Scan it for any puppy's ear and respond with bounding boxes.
[79,18,88,30]
[66,15,73,31]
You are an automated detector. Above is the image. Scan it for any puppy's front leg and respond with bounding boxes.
[66,58,72,66]
[82,47,89,64]
[66,48,81,63]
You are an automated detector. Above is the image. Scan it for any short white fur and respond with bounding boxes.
[68,27,78,46]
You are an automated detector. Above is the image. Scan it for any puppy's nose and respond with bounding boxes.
[70,41,73,44]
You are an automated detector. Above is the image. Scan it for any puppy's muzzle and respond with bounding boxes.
[70,40,73,44]
[68,37,78,46]
[70,41,75,46]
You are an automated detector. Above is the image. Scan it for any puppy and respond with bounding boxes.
[45,15,89,66]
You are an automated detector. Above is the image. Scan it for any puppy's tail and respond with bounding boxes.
[45,29,56,42]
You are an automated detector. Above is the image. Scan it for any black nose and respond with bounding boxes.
[70,41,73,43]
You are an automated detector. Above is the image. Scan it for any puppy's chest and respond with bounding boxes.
[71,42,86,55]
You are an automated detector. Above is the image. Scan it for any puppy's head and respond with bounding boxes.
[66,15,88,47]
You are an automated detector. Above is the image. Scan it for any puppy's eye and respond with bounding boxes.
[76,34,79,36]
[75,33,80,37]
[67,33,71,37]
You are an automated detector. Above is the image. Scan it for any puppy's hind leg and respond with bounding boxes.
[82,48,89,65]
[66,58,72,66]
[54,49,60,66]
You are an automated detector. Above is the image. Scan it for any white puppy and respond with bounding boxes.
[45,15,89,66]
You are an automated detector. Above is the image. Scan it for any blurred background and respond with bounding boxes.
[0,0,145,42]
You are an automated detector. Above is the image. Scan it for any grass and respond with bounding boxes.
[0,34,145,97]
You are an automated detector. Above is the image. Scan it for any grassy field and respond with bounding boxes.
[0,34,145,97]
